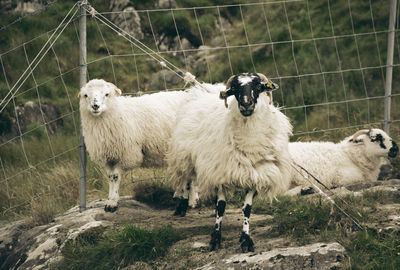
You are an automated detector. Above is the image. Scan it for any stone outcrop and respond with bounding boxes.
[0,101,61,143]
[196,242,345,270]
[0,0,46,14]
[146,69,184,91]
[108,0,143,40]
[155,0,177,9]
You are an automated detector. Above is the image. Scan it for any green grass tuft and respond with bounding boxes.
[253,193,400,269]
[254,196,332,240]
[133,180,176,209]
[346,229,400,270]
[57,225,182,270]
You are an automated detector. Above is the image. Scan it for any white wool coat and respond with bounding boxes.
[80,90,188,169]
[289,138,389,188]
[168,89,293,199]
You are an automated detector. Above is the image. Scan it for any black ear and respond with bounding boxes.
[219,89,235,99]
[220,89,235,108]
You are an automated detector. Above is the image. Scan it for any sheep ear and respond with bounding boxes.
[219,89,234,99]
[77,92,81,98]
[263,81,279,91]
[219,89,234,108]
[115,88,122,96]
[256,73,278,91]
[219,90,228,100]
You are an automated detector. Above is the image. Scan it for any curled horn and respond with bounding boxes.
[257,73,274,104]
[225,75,236,90]
[268,92,273,105]
[256,73,269,83]
[352,129,370,142]
[219,75,236,108]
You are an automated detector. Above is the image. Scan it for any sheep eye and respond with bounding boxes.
[84,94,88,98]
[105,93,109,97]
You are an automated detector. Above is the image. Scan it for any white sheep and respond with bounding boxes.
[168,73,293,252]
[79,78,190,212]
[288,128,398,195]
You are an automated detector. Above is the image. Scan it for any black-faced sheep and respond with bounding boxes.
[167,73,292,252]
[288,128,398,195]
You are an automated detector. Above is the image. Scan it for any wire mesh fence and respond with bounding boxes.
[0,0,398,222]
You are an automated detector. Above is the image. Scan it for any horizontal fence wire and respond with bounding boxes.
[0,0,399,219]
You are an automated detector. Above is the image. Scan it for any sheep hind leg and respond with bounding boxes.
[239,190,255,253]
[104,167,122,212]
[173,180,191,217]
[210,187,226,251]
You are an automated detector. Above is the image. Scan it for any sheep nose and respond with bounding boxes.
[241,96,252,106]
[92,104,99,110]
[389,141,398,158]
[240,99,254,110]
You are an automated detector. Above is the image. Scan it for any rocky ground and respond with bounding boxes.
[1,179,400,270]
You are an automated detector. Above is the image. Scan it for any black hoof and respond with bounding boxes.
[210,230,222,251]
[239,232,254,253]
[173,198,188,217]
[173,208,187,217]
[104,205,118,212]
[300,187,314,196]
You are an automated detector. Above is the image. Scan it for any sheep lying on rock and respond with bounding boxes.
[168,73,292,252]
[79,79,191,212]
[288,128,398,195]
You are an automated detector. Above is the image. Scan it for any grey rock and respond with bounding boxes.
[187,45,217,73]
[156,0,177,9]
[159,36,194,56]
[109,0,144,40]
[196,242,346,270]
[146,69,184,91]
[121,261,152,270]
[345,179,400,192]
[0,101,61,143]
[1,0,46,14]
[0,199,113,270]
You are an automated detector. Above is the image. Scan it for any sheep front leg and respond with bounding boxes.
[104,167,122,212]
[173,180,191,217]
[210,187,226,251]
[239,190,255,253]
[188,183,199,208]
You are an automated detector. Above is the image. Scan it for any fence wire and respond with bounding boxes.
[0,0,398,220]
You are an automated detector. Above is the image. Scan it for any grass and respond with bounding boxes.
[346,229,400,270]
[42,185,400,270]
[0,158,80,225]
[133,179,176,209]
[252,191,400,270]
[254,196,332,240]
[55,224,182,270]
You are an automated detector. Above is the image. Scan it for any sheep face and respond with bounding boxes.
[352,129,398,158]
[219,73,278,117]
[79,79,121,116]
